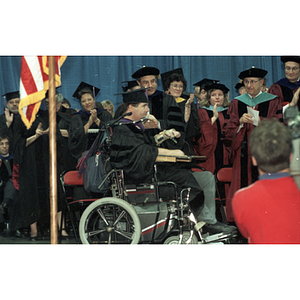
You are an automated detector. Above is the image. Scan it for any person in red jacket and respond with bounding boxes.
[232,119,300,244]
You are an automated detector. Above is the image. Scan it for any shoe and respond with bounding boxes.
[13,229,27,238]
[202,221,237,235]
[29,236,39,242]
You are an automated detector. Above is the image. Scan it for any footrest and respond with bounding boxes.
[194,221,206,231]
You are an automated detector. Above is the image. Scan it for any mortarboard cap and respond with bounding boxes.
[3,91,20,101]
[72,82,100,100]
[235,80,244,90]
[121,80,139,92]
[204,83,229,94]
[115,88,148,104]
[280,56,300,64]
[193,78,219,89]
[238,67,268,79]
[160,68,184,91]
[131,66,160,79]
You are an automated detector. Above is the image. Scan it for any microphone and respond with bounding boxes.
[106,112,132,127]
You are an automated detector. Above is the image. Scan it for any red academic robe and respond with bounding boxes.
[193,107,230,174]
[223,93,283,222]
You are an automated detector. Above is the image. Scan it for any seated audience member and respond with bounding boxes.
[223,67,283,222]
[0,135,21,236]
[101,100,115,117]
[268,56,300,111]
[232,119,300,244]
[111,88,236,235]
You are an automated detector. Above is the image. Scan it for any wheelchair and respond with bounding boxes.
[66,118,238,244]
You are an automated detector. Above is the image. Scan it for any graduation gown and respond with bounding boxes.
[175,96,201,155]
[68,108,112,160]
[223,92,283,222]
[12,109,74,228]
[268,78,300,110]
[147,90,186,150]
[194,106,231,174]
[110,120,203,205]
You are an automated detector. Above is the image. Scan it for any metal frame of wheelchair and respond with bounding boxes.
[72,164,236,244]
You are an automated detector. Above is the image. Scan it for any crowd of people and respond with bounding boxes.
[0,56,299,244]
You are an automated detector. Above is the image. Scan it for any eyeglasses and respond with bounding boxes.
[170,84,184,90]
[285,66,300,72]
[243,79,260,85]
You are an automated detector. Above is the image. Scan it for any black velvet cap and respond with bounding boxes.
[115,88,148,103]
[238,67,268,79]
[235,80,244,89]
[281,56,300,64]
[204,83,229,93]
[72,82,100,100]
[193,78,219,89]
[121,80,139,92]
[2,91,20,101]
[160,68,184,91]
[131,67,160,79]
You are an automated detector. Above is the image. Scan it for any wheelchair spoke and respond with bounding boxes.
[112,209,126,227]
[88,228,106,237]
[96,207,109,226]
[114,230,133,240]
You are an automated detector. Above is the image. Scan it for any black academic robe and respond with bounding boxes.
[12,109,74,228]
[268,78,300,110]
[110,120,203,205]
[175,96,201,155]
[147,90,186,150]
[0,155,20,230]
[68,108,112,160]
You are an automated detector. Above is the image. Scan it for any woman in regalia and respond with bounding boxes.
[68,82,112,161]
[193,83,231,175]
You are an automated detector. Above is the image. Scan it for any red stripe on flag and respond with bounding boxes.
[20,57,39,96]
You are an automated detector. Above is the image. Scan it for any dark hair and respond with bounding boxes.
[250,119,293,173]
[116,102,139,116]
[164,73,187,92]
[0,134,10,143]
[62,98,71,106]
[78,87,94,100]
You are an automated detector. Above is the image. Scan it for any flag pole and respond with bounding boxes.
[48,56,58,244]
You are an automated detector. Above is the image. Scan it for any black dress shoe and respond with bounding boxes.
[202,221,237,235]
[13,229,26,238]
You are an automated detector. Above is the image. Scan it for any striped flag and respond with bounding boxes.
[19,56,67,129]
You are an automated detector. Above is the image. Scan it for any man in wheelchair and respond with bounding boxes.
[110,88,236,237]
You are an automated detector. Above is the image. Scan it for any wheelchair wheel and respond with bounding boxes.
[79,197,141,244]
[164,232,198,244]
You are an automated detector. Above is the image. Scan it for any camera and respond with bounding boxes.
[285,106,300,191]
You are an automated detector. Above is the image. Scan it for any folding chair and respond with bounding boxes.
[215,167,233,224]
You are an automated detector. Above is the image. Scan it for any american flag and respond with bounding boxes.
[19,56,66,129]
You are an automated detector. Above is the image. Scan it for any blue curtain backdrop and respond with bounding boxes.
[0,55,283,114]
